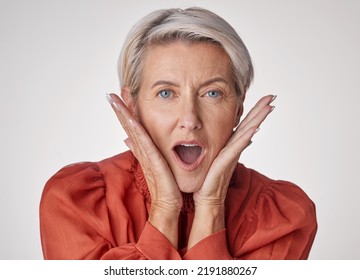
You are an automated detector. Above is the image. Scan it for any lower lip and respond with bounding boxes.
[171,148,206,171]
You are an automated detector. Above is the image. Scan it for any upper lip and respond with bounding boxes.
[172,140,205,151]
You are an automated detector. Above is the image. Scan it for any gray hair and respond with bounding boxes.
[118,7,254,99]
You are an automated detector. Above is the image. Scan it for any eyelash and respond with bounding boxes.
[156,89,223,99]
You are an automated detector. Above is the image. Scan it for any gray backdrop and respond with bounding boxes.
[1,0,359,259]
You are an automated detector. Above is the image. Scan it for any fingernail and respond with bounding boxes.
[106,93,113,104]
[271,95,277,102]
[270,105,275,112]
[254,127,260,134]
[106,93,122,111]
[124,138,132,149]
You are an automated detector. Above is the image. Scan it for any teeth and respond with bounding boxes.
[181,144,198,147]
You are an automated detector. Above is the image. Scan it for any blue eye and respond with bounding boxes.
[206,90,220,98]
[158,90,172,99]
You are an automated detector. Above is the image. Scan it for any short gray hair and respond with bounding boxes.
[118,7,254,99]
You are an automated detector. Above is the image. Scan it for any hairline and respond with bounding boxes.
[119,7,253,102]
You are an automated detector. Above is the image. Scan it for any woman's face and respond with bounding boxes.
[134,42,241,193]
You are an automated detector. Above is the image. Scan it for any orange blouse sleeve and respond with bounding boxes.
[229,178,317,259]
[183,229,233,259]
[183,182,317,260]
[39,162,181,260]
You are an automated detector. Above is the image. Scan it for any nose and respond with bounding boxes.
[178,96,202,130]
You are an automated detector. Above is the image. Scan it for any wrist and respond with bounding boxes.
[149,205,181,222]
[188,205,225,249]
[194,205,225,232]
[148,205,180,249]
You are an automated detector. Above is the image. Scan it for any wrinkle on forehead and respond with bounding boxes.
[140,41,235,91]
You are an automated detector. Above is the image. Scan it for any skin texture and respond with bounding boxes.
[107,41,275,250]
[136,42,240,194]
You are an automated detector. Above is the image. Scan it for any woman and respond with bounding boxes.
[40,7,317,259]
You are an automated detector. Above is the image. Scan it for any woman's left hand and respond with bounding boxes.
[188,94,276,248]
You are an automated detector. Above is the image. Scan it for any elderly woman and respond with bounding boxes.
[40,7,317,260]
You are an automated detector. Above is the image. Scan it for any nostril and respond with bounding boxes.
[179,111,202,130]
[180,119,201,130]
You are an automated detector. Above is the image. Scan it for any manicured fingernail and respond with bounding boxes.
[271,95,277,102]
[106,93,122,111]
[106,93,113,104]
[124,138,132,149]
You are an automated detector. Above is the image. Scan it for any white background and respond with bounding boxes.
[1,0,359,259]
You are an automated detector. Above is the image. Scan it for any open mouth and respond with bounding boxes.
[173,142,205,170]
[174,144,202,164]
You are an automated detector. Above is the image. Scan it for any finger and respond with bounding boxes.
[224,102,274,166]
[106,93,142,156]
[106,92,147,148]
[238,94,276,130]
[203,126,258,190]
[124,138,134,151]
[106,92,137,131]
[238,95,274,130]
[229,104,273,146]
[106,92,151,160]
[226,126,259,157]
[239,105,273,134]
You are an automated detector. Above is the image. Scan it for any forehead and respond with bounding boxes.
[141,41,233,84]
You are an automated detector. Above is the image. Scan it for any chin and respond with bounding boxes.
[175,173,205,193]
[178,185,201,194]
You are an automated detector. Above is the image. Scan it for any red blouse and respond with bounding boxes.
[40,151,317,259]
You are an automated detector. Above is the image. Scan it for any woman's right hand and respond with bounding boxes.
[106,88,182,248]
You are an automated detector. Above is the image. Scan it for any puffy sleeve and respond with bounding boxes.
[39,162,181,260]
[182,229,233,260]
[229,178,317,260]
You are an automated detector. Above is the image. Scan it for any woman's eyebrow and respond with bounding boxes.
[151,77,229,89]
[199,77,229,88]
[151,80,180,88]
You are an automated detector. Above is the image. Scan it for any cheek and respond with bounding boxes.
[212,121,234,151]
[137,105,173,144]
[203,104,238,145]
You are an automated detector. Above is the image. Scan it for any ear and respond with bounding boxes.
[121,86,137,117]
[234,106,242,128]
[234,94,245,128]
